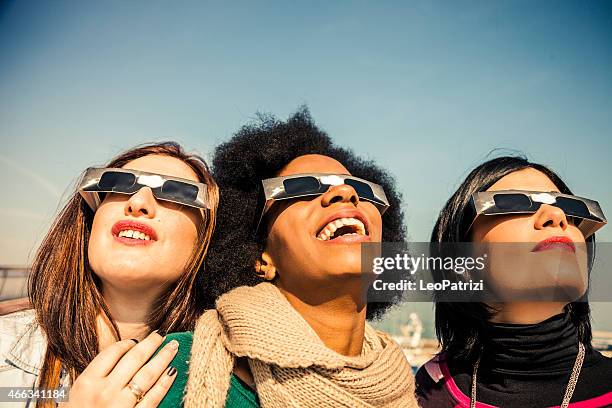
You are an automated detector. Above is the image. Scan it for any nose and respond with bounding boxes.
[321,184,359,208]
[124,187,157,218]
[533,204,568,232]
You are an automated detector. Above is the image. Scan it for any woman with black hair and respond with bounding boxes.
[157,108,417,408]
[415,156,612,407]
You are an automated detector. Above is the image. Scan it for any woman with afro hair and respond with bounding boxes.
[157,107,418,408]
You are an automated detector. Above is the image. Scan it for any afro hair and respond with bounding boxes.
[201,107,407,320]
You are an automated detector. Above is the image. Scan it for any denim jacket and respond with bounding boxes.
[0,309,69,407]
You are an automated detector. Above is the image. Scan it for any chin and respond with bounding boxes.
[490,282,587,303]
[96,265,178,287]
[327,256,364,273]
[324,263,368,280]
[556,285,588,302]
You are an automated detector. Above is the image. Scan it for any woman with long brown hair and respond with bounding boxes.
[0,142,218,407]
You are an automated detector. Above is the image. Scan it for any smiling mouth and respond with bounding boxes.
[316,217,368,241]
[116,229,152,241]
[111,220,158,245]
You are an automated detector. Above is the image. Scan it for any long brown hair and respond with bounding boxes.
[29,142,218,397]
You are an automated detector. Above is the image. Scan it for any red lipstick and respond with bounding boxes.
[111,220,158,246]
[532,235,575,253]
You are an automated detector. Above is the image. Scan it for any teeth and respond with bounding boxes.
[317,217,366,241]
[321,227,333,241]
[117,229,151,241]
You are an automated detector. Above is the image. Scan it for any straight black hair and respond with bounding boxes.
[431,155,594,363]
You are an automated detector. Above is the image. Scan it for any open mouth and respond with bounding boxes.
[111,220,158,244]
[117,229,152,241]
[316,217,368,241]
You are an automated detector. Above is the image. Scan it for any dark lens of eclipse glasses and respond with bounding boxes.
[283,176,321,195]
[344,179,376,201]
[493,193,533,211]
[161,180,199,202]
[98,171,136,190]
[555,197,591,219]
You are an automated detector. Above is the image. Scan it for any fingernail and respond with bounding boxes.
[130,338,139,344]
[167,366,177,377]
[168,340,179,350]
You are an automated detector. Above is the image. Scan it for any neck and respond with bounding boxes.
[97,282,163,349]
[489,302,566,324]
[277,283,367,356]
[479,311,582,375]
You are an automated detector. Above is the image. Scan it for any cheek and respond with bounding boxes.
[88,205,119,269]
[165,211,199,255]
[266,211,314,274]
[567,225,586,243]
[268,202,311,246]
[268,216,302,258]
[368,209,383,240]
[474,216,531,243]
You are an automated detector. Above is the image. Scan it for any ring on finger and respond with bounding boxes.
[127,380,145,403]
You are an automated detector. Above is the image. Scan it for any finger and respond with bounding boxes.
[107,331,165,387]
[134,366,178,408]
[81,338,138,378]
[127,339,179,395]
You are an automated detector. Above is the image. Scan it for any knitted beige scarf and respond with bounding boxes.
[184,282,417,408]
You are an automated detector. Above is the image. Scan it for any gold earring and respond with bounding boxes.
[255,253,277,281]
[264,266,276,281]
[255,261,275,281]
[260,265,276,281]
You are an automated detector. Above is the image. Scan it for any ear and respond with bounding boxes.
[254,252,277,281]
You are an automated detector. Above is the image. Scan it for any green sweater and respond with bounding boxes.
[155,332,260,408]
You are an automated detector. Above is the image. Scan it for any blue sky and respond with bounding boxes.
[1,1,611,329]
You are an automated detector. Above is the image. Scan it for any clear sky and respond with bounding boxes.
[1,1,611,330]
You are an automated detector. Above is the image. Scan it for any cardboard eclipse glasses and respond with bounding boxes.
[79,169,607,239]
[468,190,607,238]
[257,173,390,231]
[78,167,210,211]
